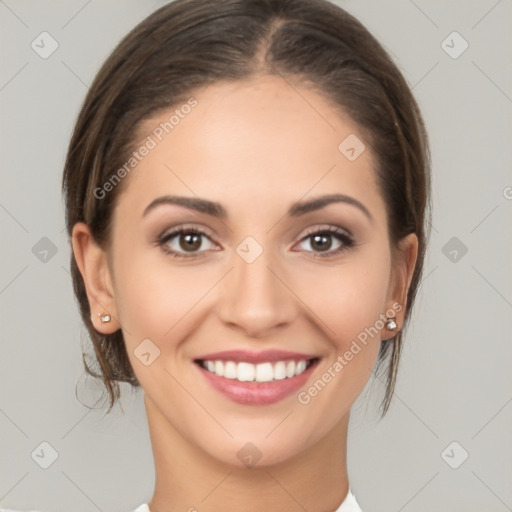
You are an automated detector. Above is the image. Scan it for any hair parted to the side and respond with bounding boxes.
[62,0,431,416]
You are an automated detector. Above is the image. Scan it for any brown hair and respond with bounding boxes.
[62,0,431,416]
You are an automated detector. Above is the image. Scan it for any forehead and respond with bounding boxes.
[117,75,383,220]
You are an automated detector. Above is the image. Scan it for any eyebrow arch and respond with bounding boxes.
[143,195,227,218]
[288,193,373,222]
[142,193,372,222]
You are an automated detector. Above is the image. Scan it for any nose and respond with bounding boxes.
[216,248,297,338]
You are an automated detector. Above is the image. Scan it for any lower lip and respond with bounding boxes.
[195,360,319,405]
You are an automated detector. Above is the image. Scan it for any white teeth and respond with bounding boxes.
[237,362,255,382]
[214,360,224,377]
[274,361,287,380]
[200,359,313,382]
[295,360,307,375]
[286,361,296,378]
[224,361,237,379]
[255,363,274,382]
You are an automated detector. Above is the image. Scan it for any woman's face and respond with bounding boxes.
[77,75,417,467]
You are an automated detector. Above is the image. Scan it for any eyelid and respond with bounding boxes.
[157,222,216,241]
[298,224,353,240]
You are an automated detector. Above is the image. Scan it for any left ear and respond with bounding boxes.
[384,233,419,330]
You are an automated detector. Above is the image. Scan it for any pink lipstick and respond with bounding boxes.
[194,350,320,405]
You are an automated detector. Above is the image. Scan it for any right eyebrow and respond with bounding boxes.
[142,195,227,219]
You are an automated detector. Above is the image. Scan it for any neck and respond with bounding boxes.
[145,395,350,512]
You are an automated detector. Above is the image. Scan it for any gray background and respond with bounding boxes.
[1,1,511,511]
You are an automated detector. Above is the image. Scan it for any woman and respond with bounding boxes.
[62,0,430,510]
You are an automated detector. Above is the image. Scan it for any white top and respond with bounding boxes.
[1,488,362,512]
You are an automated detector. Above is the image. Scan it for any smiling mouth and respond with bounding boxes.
[194,358,319,383]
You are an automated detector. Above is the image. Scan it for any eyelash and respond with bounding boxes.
[157,225,355,260]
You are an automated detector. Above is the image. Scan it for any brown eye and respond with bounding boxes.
[296,227,354,258]
[179,232,202,252]
[309,233,334,252]
[159,228,217,258]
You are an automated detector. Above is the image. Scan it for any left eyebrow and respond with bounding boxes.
[288,193,373,223]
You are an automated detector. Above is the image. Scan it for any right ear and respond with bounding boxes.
[71,222,120,334]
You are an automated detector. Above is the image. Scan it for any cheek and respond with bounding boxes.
[292,250,391,419]
[299,245,392,346]
[112,247,215,347]
[111,252,211,394]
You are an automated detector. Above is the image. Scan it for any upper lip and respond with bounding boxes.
[194,350,318,364]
